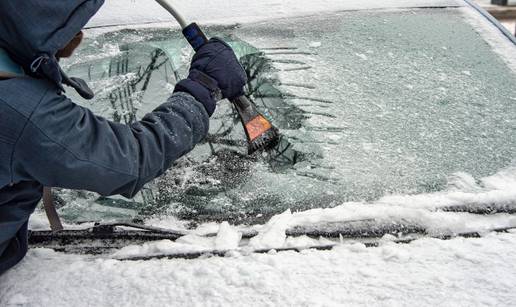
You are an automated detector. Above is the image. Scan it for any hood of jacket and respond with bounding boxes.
[0,0,104,99]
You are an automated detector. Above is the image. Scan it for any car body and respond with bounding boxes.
[2,1,516,306]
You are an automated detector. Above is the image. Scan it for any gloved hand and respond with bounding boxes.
[174,37,248,116]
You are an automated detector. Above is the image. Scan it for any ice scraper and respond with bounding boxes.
[155,0,279,154]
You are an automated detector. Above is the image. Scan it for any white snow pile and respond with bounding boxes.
[2,231,516,306]
[110,164,516,259]
[249,210,293,249]
[1,165,513,307]
[112,222,242,258]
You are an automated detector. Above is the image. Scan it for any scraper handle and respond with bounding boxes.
[155,0,279,154]
[182,22,209,51]
[182,23,255,116]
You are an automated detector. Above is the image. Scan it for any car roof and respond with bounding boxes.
[88,0,465,29]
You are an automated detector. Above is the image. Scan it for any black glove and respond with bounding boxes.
[174,38,248,116]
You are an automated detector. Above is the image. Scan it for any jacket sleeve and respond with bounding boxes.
[13,91,209,198]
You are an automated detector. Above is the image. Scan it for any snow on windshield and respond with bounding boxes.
[53,7,516,231]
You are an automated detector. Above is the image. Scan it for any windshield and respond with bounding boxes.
[57,7,516,225]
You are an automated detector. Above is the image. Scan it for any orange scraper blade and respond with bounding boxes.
[245,115,273,142]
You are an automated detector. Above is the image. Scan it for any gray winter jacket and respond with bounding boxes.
[0,0,209,274]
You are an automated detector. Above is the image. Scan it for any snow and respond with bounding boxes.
[308,42,322,49]
[112,239,210,258]
[89,0,463,29]
[7,164,516,306]
[215,222,242,250]
[460,7,516,72]
[278,165,516,236]
[2,232,516,306]
[17,143,516,305]
[356,53,369,61]
[249,209,293,249]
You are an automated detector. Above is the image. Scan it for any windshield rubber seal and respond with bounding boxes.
[463,0,516,45]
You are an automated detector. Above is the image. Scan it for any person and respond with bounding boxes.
[0,0,247,275]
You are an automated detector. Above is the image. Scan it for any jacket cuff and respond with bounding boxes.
[174,73,219,117]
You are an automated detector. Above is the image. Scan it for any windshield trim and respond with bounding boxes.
[463,0,516,45]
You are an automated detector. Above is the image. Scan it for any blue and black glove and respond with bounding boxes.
[174,37,248,116]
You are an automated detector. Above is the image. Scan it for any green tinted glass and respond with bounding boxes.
[60,8,516,224]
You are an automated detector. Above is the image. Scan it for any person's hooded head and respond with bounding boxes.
[0,0,105,99]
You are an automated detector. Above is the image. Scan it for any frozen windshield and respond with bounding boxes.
[58,7,516,225]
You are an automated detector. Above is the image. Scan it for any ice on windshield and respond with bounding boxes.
[58,8,516,225]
